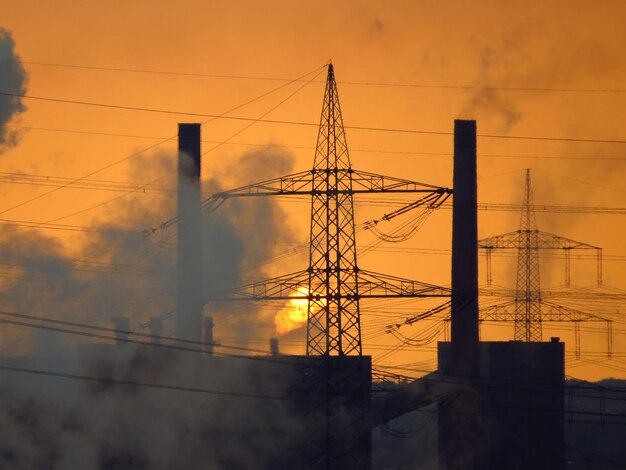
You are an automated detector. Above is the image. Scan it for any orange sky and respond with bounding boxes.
[1,0,625,380]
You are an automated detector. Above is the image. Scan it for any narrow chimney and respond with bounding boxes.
[176,123,203,342]
[270,337,280,355]
[439,120,481,470]
[451,119,479,373]
[204,316,215,355]
[111,316,130,345]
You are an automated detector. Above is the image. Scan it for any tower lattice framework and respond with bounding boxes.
[308,66,361,355]
[515,169,542,341]
[149,64,454,365]
[151,65,462,468]
[175,63,454,357]
[477,169,608,348]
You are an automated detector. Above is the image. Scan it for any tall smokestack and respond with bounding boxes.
[176,123,203,342]
[451,119,479,373]
[204,316,215,355]
[270,337,279,355]
[439,120,481,470]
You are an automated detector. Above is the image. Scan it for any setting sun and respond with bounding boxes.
[274,287,312,335]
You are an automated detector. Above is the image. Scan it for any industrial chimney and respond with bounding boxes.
[438,119,481,470]
[176,123,203,342]
[450,119,479,373]
[204,316,215,355]
[270,337,280,355]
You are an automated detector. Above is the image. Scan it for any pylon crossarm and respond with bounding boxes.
[479,230,601,250]
[478,299,609,322]
[209,269,451,302]
[350,169,452,194]
[195,167,451,202]
[357,270,451,298]
[153,167,451,233]
[478,300,516,321]
[149,171,315,232]
[208,270,310,301]
[206,169,315,201]
[541,301,608,322]
[479,231,525,249]
[534,231,601,250]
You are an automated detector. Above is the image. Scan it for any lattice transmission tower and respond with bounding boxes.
[148,67,462,468]
[171,64,454,356]
[478,169,610,352]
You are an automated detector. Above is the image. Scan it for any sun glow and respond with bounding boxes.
[274,287,310,335]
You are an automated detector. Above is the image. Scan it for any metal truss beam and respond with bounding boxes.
[201,168,450,200]
[479,230,601,250]
[227,269,450,301]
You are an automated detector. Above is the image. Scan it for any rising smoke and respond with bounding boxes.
[201,145,299,339]
[0,143,303,467]
[459,44,523,134]
[0,28,27,153]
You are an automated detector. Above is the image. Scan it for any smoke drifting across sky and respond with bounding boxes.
[0,28,27,152]
[0,143,302,467]
[0,28,301,459]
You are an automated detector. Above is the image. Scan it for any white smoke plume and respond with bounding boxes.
[0,28,27,152]
[0,145,306,467]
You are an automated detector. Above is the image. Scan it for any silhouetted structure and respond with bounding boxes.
[176,123,203,342]
[438,341,565,470]
[478,170,611,356]
[438,122,565,470]
[438,119,482,470]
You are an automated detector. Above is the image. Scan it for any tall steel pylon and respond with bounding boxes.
[514,169,542,341]
[307,65,360,355]
[478,169,610,350]
[181,63,454,357]
[149,65,456,468]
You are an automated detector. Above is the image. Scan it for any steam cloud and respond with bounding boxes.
[0,145,303,467]
[0,28,27,152]
[460,46,523,133]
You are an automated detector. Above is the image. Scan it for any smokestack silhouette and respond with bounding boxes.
[451,119,479,372]
[0,29,28,151]
[204,316,215,355]
[438,120,481,470]
[270,337,279,355]
[176,123,203,342]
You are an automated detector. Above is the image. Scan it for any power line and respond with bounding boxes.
[3,91,626,144]
[0,139,170,217]
[2,362,624,428]
[2,308,625,393]
[9,124,626,161]
[534,169,626,195]
[0,309,263,355]
[0,65,325,219]
[0,218,142,234]
[3,314,623,409]
[0,171,175,194]
[5,59,626,94]
[0,364,301,402]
